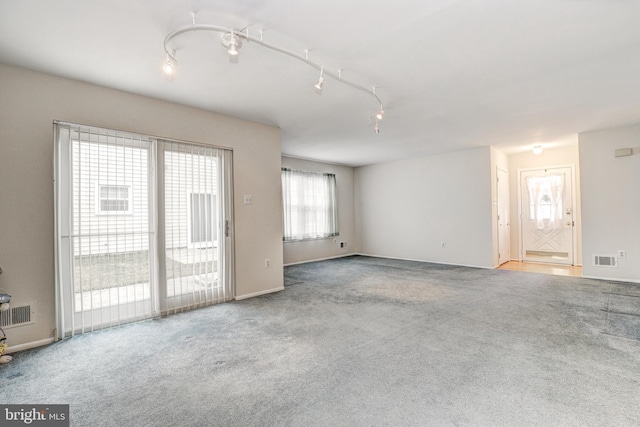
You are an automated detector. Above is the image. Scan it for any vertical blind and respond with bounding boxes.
[55,123,234,338]
[162,141,230,314]
[55,124,155,335]
[281,168,338,241]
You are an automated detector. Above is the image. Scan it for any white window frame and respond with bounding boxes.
[95,183,133,215]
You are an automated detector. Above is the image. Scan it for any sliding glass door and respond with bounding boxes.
[158,140,234,313]
[54,123,234,337]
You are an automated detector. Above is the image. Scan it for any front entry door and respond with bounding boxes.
[519,166,575,265]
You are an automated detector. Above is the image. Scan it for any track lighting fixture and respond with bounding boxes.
[368,116,382,134]
[162,16,386,133]
[314,68,324,92]
[162,53,176,75]
[228,41,239,56]
[221,31,242,57]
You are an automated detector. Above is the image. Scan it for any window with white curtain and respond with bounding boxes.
[281,168,338,241]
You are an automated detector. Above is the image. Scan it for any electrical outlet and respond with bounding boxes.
[617,250,626,259]
[440,242,446,248]
[265,258,271,268]
[244,194,252,205]
[340,242,346,248]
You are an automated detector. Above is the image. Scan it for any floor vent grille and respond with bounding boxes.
[594,255,617,268]
[0,303,35,328]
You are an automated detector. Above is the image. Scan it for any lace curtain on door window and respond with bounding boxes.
[526,174,564,229]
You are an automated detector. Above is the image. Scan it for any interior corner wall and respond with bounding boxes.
[281,157,355,265]
[354,147,494,268]
[579,123,640,282]
[0,63,283,348]
[507,145,582,265]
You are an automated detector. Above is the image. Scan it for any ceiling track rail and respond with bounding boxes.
[162,16,385,129]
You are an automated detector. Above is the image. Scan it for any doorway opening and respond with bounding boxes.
[518,165,577,266]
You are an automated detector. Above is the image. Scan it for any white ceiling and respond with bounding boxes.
[1,0,639,166]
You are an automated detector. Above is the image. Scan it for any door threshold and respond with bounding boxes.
[497,261,582,278]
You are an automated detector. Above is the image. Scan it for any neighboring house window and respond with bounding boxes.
[189,193,216,246]
[97,184,132,214]
[281,168,338,241]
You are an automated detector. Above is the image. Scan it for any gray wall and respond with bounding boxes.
[0,63,284,348]
[355,147,495,268]
[579,123,640,282]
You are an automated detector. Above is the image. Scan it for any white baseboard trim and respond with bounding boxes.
[6,337,55,354]
[355,253,494,270]
[284,253,355,267]
[235,287,285,301]
[582,275,640,284]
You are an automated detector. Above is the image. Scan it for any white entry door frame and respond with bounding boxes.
[497,167,510,266]
[517,165,577,265]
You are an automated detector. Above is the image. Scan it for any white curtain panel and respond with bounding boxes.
[281,168,338,241]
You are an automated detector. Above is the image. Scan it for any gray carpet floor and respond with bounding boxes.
[1,255,639,426]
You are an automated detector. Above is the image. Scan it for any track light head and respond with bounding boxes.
[314,76,324,91]
[221,31,243,57]
[314,67,324,92]
[228,40,239,56]
[376,109,384,120]
[163,54,176,75]
[374,119,380,134]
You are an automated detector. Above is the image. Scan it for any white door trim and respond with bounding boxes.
[496,167,510,266]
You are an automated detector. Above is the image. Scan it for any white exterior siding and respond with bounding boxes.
[71,134,220,256]
[72,135,150,256]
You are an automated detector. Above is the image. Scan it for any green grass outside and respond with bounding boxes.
[73,250,216,292]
